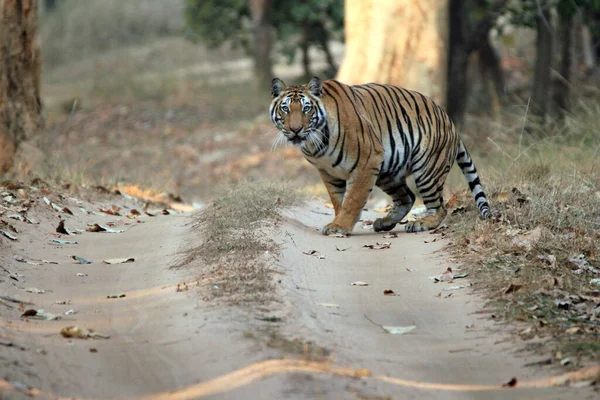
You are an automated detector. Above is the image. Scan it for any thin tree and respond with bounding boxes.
[0,0,44,174]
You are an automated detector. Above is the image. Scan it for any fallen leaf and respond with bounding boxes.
[72,255,92,264]
[560,357,571,366]
[374,204,392,213]
[350,281,369,286]
[453,272,469,279]
[107,294,126,299]
[60,326,110,339]
[323,202,334,209]
[62,207,73,215]
[51,239,78,245]
[382,325,416,335]
[1,230,17,241]
[443,285,467,291]
[565,327,583,335]
[502,377,518,388]
[31,310,60,320]
[56,220,71,235]
[13,255,41,265]
[76,273,87,277]
[433,267,454,283]
[64,309,77,315]
[317,303,340,309]
[99,205,121,216]
[363,242,391,250]
[21,309,37,317]
[383,232,398,238]
[102,258,135,264]
[25,287,45,294]
[335,246,351,251]
[86,224,124,233]
[504,283,523,294]
[383,289,398,296]
[406,268,416,272]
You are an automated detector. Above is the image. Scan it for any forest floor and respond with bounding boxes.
[0,178,598,399]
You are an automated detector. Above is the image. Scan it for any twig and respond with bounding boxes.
[363,314,386,333]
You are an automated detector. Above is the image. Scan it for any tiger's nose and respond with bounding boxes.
[290,127,302,134]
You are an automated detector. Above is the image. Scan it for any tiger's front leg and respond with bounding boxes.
[318,169,346,217]
[321,167,379,236]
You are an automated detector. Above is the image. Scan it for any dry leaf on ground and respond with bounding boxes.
[102,258,135,264]
[382,325,416,335]
[60,326,110,339]
[87,224,124,233]
[363,242,391,250]
[350,281,369,286]
[302,250,325,259]
[72,255,92,264]
[383,289,398,296]
[335,246,351,251]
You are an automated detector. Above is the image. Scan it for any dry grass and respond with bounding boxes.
[176,180,302,304]
[446,103,600,363]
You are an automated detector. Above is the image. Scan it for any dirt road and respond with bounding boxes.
[0,196,597,399]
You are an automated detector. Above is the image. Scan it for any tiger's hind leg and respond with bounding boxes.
[373,178,415,232]
[404,169,449,233]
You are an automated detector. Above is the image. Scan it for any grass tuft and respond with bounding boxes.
[175,180,302,304]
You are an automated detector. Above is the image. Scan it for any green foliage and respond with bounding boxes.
[504,0,600,27]
[184,0,343,63]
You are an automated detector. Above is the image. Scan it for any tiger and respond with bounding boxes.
[269,77,492,236]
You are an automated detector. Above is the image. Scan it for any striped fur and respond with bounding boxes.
[270,77,492,235]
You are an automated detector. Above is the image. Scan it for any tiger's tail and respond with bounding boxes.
[456,139,492,219]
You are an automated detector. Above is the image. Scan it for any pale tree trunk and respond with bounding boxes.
[249,0,273,91]
[337,0,449,106]
[0,0,44,174]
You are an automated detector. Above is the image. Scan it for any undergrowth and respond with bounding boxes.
[446,104,600,364]
[176,180,301,304]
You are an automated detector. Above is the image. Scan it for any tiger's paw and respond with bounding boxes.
[373,218,397,232]
[321,223,353,236]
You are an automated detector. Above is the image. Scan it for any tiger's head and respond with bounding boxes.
[269,77,327,148]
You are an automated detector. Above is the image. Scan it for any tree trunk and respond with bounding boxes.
[447,0,468,126]
[579,24,594,73]
[478,36,504,118]
[249,0,273,91]
[337,0,449,106]
[0,0,44,174]
[531,6,554,123]
[314,21,336,76]
[553,13,574,117]
[43,0,57,12]
[301,25,312,78]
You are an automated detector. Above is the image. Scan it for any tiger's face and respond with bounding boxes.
[269,77,326,147]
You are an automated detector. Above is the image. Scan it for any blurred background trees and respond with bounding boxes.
[184,0,343,87]
[2,0,600,183]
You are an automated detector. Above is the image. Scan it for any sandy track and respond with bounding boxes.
[0,200,596,399]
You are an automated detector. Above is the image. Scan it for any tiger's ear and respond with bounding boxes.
[308,77,322,97]
[271,78,286,98]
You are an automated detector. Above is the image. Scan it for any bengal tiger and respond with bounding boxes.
[269,77,492,236]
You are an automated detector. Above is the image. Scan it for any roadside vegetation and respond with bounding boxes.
[446,103,600,364]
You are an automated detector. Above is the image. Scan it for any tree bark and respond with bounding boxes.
[337,0,449,106]
[301,25,312,78]
[531,6,554,123]
[553,12,574,117]
[0,0,44,174]
[478,36,504,118]
[447,0,468,126]
[249,0,273,91]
